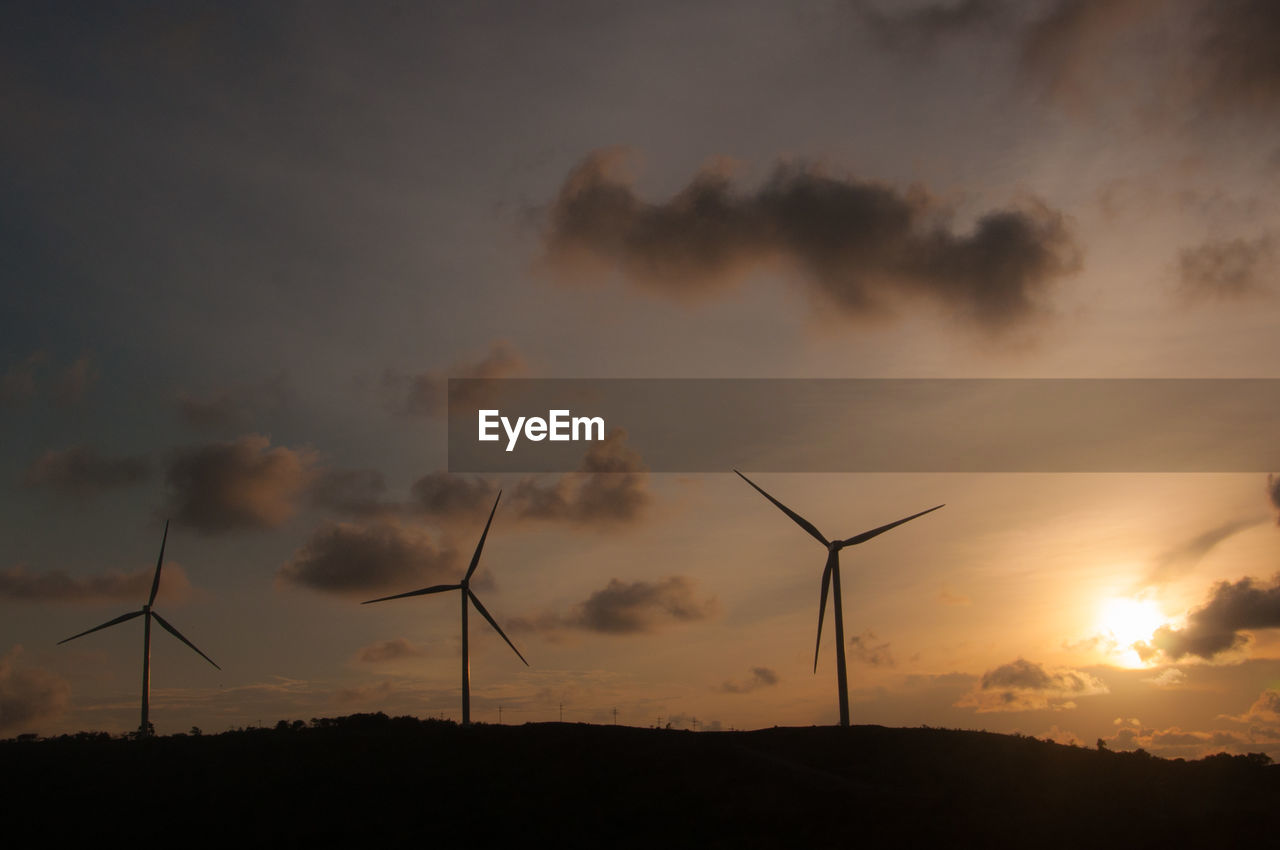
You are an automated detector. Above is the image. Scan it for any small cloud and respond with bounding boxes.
[1178,234,1275,302]
[938,588,971,606]
[1039,724,1084,746]
[0,645,71,734]
[163,434,317,534]
[333,679,397,706]
[718,666,780,694]
[356,638,428,664]
[849,630,895,667]
[1224,688,1280,725]
[853,0,1011,51]
[510,429,650,525]
[512,575,718,637]
[409,472,499,520]
[277,520,460,598]
[955,658,1107,712]
[1142,667,1186,688]
[0,563,191,605]
[175,373,292,430]
[382,341,526,418]
[22,446,150,500]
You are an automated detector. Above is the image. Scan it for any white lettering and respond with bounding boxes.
[549,409,571,441]
[502,416,526,452]
[573,415,605,441]
[483,410,606,451]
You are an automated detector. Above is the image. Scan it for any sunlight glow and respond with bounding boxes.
[1097,597,1167,668]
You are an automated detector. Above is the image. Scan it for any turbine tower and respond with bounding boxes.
[58,520,220,736]
[363,491,528,725]
[734,470,942,728]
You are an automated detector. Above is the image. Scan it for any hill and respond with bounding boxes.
[3,716,1277,847]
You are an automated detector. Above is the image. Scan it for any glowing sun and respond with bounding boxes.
[1097,597,1167,667]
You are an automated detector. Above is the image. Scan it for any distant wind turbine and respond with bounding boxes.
[58,520,220,736]
[734,470,942,728]
[363,491,528,725]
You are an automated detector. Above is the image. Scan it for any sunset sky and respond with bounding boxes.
[5,0,1280,757]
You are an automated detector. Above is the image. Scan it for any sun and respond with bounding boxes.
[1096,596,1167,667]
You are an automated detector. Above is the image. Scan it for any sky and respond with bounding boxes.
[4,0,1280,757]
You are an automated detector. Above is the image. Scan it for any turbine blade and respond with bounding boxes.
[464,491,502,583]
[814,551,835,673]
[362,584,460,604]
[733,470,828,547]
[840,505,944,548]
[151,611,221,670]
[468,589,528,666]
[58,609,144,645]
[148,519,170,607]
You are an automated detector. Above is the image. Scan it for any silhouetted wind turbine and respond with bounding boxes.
[363,491,527,725]
[58,520,220,736]
[734,470,942,728]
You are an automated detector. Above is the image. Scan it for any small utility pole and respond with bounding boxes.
[612,707,618,725]
[559,702,563,722]
[498,705,503,724]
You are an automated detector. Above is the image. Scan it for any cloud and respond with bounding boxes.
[175,373,292,430]
[510,428,650,525]
[309,468,399,519]
[409,472,500,520]
[1142,667,1186,688]
[956,658,1107,712]
[277,520,459,598]
[163,434,316,534]
[1178,235,1276,301]
[381,341,526,418]
[1104,719,1263,758]
[849,630,896,667]
[0,563,191,604]
[853,0,1010,50]
[1224,688,1280,725]
[356,638,428,664]
[333,679,397,706]
[1135,573,1280,661]
[1195,0,1280,111]
[718,666,779,694]
[0,646,70,735]
[512,576,718,636]
[542,150,1080,333]
[938,588,971,606]
[1268,475,1280,521]
[22,445,151,499]
[1018,0,1159,109]
[1019,0,1280,116]
[1144,516,1266,585]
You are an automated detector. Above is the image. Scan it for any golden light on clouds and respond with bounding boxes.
[1096,597,1169,668]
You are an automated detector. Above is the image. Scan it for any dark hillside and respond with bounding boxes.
[4,717,1276,848]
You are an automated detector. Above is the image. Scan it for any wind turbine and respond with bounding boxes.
[363,491,528,725]
[734,470,942,728]
[58,520,220,736]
